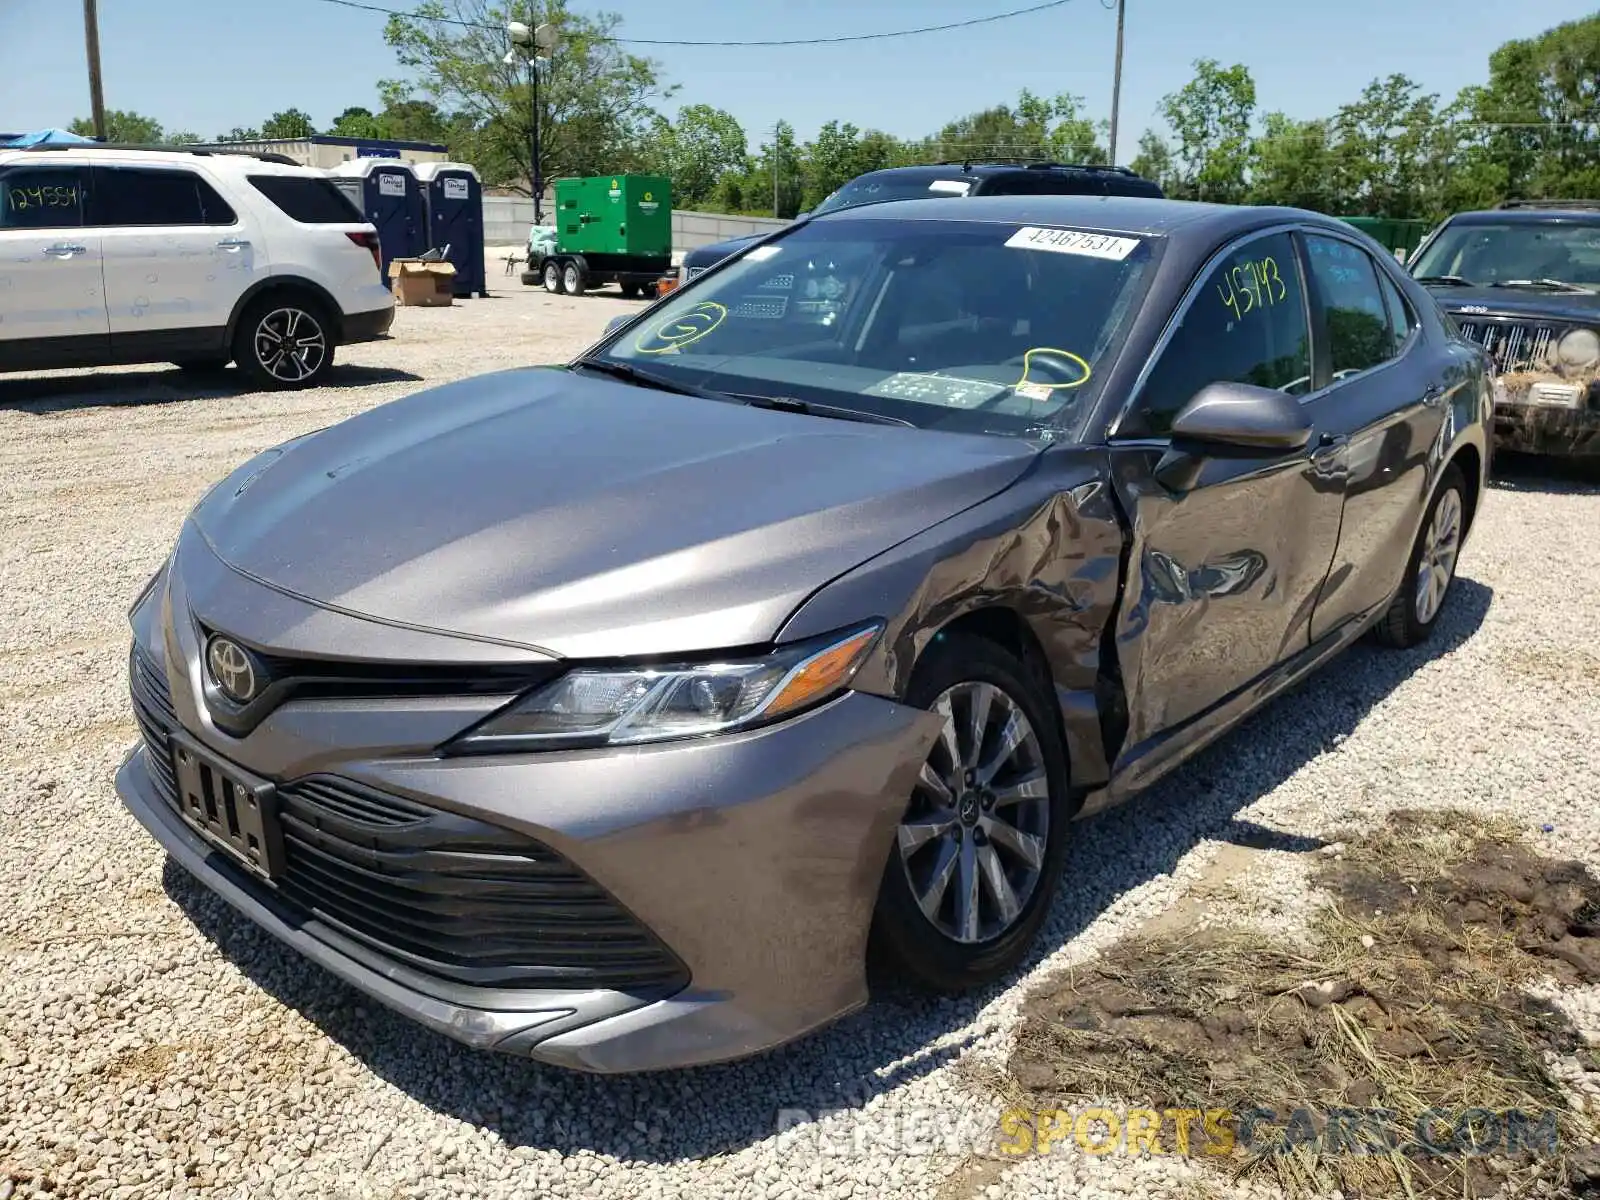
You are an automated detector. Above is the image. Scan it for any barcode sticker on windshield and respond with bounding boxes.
[1005,226,1141,260]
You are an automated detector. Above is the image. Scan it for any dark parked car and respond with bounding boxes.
[119,195,1490,1074]
[673,160,1165,288]
[1410,199,1600,456]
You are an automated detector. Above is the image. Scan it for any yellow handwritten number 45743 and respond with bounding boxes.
[1218,256,1286,321]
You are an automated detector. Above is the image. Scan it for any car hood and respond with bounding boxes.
[191,367,1039,659]
[1423,285,1600,323]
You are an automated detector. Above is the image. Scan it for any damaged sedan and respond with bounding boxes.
[118,195,1491,1073]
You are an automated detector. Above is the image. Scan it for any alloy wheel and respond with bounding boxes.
[897,681,1051,945]
[1414,486,1462,625]
[253,308,327,384]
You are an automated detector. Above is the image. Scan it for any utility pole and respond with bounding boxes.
[83,0,107,140]
[1108,0,1125,167]
[770,126,780,218]
[529,57,542,224]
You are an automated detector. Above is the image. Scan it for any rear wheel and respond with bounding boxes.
[868,632,1072,992]
[1373,461,1466,648]
[543,260,565,294]
[563,261,586,296]
[231,296,333,390]
[618,282,641,299]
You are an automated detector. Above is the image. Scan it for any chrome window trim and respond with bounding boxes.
[1107,220,1430,442]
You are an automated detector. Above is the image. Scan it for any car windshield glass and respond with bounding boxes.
[810,174,978,215]
[592,217,1159,439]
[1411,220,1600,289]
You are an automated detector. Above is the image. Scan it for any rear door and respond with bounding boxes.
[1105,228,1346,765]
[0,160,107,365]
[1299,229,1448,639]
[90,163,252,355]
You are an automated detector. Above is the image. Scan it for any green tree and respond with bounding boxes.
[915,89,1107,164]
[68,109,164,143]
[382,0,675,196]
[1158,59,1257,202]
[1128,130,1176,192]
[638,104,747,209]
[1328,75,1443,218]
[1250,114,1337,211]
[328,106,384,139]
[167,130,201,145]
[215,126,262,143]
[261,108,317,139]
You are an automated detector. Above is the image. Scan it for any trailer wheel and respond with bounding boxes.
[563,261,587,296]
[543,259,565,294]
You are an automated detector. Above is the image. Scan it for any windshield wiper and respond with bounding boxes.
[730,393,915,427]
[1415,274,1473,286]
[570,357,724,399]
[1489,278,1596,294]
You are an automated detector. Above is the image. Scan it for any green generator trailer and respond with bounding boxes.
[1336,216,1435,262]
[533,174,673,298]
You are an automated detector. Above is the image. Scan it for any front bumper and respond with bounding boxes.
[1492,379,1600,457]
[117,563,939,1072]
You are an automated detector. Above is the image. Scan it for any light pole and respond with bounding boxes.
[506,19,557,224]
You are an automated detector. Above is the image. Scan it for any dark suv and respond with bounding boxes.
[673,160,1164,286]
[1409,200,1600,457]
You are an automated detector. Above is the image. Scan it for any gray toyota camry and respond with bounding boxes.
[119,194,1492,1073]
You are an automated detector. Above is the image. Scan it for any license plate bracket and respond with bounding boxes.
[169,733,285,881]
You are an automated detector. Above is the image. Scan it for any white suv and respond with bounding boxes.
[0,144,395,389]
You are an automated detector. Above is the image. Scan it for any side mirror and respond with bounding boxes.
[1154,381,1313,492]
[1170,381,1313,451]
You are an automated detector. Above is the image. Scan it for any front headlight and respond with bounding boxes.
[449,623,882,753]
[1557,328,1600,369]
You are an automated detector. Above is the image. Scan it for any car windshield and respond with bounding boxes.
[590,217,1159,439]
[1411,219,1600,290]
[810,174,981,215]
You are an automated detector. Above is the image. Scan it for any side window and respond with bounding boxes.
[1128,231,1311,437]
[89,167,237,227]
[1376,270,1415,357]
[1304,234,1395,379]
[0,167,87,230]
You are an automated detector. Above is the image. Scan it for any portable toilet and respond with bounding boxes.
[325,159,426,288]
[412,161,487,298]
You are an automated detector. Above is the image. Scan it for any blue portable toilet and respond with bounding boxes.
[412,161,488,298]
[325,159,426,288]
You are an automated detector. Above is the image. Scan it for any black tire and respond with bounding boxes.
[563,261,587,296]
[171,357,230,373]
[618,282,641,299]
[867,632,1073,993]
[230,294,334,391]
[543,260,565,294]
[1373,461,1467,649]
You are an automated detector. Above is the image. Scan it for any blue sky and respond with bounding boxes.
[1,0,1594,159]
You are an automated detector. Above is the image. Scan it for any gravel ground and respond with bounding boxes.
[2,275,1599,1200]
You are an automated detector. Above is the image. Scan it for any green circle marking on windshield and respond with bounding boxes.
[1012,347,1092,400]
[634,301,728,355]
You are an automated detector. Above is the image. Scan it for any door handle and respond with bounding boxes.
[216,238,251,251]
[1315,432,1349,451]
[1422,383,1447,407]
[44,242,88,257]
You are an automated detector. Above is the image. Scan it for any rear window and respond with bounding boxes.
[90,166,236,227]
[247,174,363,224]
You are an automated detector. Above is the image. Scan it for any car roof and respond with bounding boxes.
[0,143,306,172]
[810,193,1326,240]
[1443,206,1600,225]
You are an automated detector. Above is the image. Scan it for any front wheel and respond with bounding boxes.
[1373,461,1466,648]
[231,297,333,390]
[868,632,1072,993]
[543,260,565,294]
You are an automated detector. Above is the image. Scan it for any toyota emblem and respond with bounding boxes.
[206,636,258,704]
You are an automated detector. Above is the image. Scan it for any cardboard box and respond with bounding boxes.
[388,259,456,307]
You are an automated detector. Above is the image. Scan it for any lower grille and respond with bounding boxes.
[1454,317,1561,374]
[125,641,687,993]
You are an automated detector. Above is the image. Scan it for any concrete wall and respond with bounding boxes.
[481,195,788,253]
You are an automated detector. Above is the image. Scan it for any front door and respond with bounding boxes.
[91,164,251,354]
[0,162,108,367]
[1106,228,1346,763]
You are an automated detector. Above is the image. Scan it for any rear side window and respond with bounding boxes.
[1376,270,1415,356]
[89,166,236,227]
[247,174,363,223]
[1304,234,1395,379]
[0,166,87,229]
[1126,231,1312,436]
